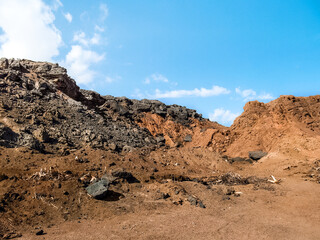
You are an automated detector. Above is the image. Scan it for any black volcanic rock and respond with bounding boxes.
[0,58,204,153]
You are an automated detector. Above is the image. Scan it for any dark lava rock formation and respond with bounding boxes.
[0,58,205,154]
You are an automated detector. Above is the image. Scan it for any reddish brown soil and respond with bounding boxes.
[226,95,320,157]
[1,145,320,239]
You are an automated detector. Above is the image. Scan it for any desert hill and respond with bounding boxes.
[0,59,319,239]
[226,95,320,158]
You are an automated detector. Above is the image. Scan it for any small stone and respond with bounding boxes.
[230,157,252,163]
[198,201,206,208]
[0,173,8,181]
[161,193,170,199]
[249,151,267,161]
[3,232,22,239]
[156,135,165,144]
[122,145,134,153]
[86,179,109,199]
[188,195,197,206]
[184,134,192,142]
[108,143,117,151]
[35,230,45,235]
[109,162,116,167]
[226,188,235,195]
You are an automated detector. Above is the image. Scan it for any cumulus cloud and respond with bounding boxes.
[235,88,256,99]
[64,12,72,23]
[145,74,169,84]
[209,108,240,125]
[73,32,101,46]
[150,86,230,98]
[0,0,62,61]
[64,2,110,86]
[66,25,105,84]
[236,87,274,101]
[65,45,104,84]
[90,33,101,45]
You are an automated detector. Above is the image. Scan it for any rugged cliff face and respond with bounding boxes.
[0,58,214,154]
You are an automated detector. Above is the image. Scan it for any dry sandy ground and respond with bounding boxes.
[20,174,320,240]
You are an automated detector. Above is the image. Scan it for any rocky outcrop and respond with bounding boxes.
[0,58,209,153]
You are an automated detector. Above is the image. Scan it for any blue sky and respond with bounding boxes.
[1,0,320,125]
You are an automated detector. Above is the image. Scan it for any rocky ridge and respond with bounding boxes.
[1,58,320,158]
[0,58,211,154]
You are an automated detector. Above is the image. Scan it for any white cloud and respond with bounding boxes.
[64,12,72,23]
[150,86,230,98]
[235,88,256,99]
[90,33,100,45]
[73,32,87,45]
[258,93,274,100]
[145,73,169,84]
[51,0,63,10]
[0,0,62,61]
[67,8,106,85]
[209,108,240,125]
[236,87,274,101]
[65,45,104,84]
[100,3,109,21]
[73,31,101,46]
[95,25,105,32]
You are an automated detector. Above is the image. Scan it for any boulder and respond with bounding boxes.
[86,179,109,199]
